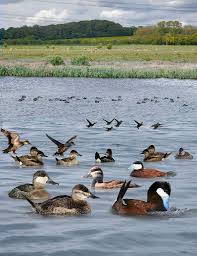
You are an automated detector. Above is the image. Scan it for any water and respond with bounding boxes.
[0,77,197,255]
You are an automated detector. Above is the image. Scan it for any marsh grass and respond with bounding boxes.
[0,65,196,79]
[1,45,197,63]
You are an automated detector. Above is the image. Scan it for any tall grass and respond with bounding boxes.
[0,65,196,79]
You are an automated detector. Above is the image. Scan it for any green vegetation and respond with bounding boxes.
[49,56,64,66]
[0,65,196,79]
[1,20,196,45]
[1,44,197,63]
[71,56,90,66]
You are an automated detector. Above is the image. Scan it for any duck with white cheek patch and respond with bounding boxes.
[129,161,175,178]
[112,180,171,215]
[8,170,58,200]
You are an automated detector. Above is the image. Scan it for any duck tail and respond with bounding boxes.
[95,152,101,161]
[117,180,131,202]
[167,171,176,177]
[164,152,172,159]
[22,194,41,213]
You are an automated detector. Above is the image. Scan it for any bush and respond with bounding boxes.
[49,56,64,66]
[106,44,112,49]
[71,56,90,66]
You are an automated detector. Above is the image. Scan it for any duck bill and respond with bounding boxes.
[77,153,82,156]
[47,177,59,185]
[83,173,91,178]
[89,192,99,199]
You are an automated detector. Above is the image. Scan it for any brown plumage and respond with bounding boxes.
[1,128,31,153]
[175,148,193,159]
[46,134,77,156]
[24,184,98,215]
[112,180,171,216]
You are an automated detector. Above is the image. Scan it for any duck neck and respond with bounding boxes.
[91,176,103,187]
[33,182,45,189]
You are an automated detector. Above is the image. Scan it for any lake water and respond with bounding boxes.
[0,77,197,255]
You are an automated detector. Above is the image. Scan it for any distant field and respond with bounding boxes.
[1,44,197,63]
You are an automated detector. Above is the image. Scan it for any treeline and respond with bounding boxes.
[1,20,197,45]
[0,20,134,41]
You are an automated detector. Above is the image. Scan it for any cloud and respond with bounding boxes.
[26,8,69,26]
[100,9,125,19]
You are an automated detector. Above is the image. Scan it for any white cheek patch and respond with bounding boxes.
[156,188,170,210]
[132,164,143,170]
[35,176,48,184]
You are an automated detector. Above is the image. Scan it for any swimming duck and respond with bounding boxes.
[129,161,175,178]
[142,149,170,162]
[175,148,193,159]
[112,180,171,215]
[24,184,98,215]
[134,120,143,129]
[1,128,31,153]
[86,119,96,128]
[85,166,140,189]
[95,148,115,163]
[56,150,82,166]
[46,134,77,156]
[8,170,58,200]
[143,145,171,158]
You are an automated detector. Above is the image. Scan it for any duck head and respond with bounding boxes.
[147,145,156,154]
[70,150,82,158]
[128,161,144,171]
[33,170,59,188]
[71,184,99,201]
[106,148,113,157]
[84,166,104,187]
[147,181,171,211]
[23,140,31,145]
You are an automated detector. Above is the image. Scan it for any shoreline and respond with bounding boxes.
[0,63,196,79]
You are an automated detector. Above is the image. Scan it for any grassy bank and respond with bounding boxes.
[0,65,196,79]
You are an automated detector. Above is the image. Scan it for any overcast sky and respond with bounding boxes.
[1,0,197,29]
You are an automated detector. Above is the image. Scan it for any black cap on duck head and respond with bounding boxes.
[72,184,99,200]
[106,148,112,156]
[70,150,82,156]
[33,170,58,185]
[148,145,155,153]
[132,161,144,170]
[147,181,171,211]
[85,166,103,178]
[179,147,184,153]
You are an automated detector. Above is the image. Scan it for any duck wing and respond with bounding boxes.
[65,135,77,145]
[39,195,73,210]
[86,119,92,125]
[46,134,63,147]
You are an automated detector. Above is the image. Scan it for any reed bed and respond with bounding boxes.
[0,65,196,79]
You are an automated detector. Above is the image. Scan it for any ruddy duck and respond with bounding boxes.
[112,180,171,215]
[24,184,98,215]
[103,118,114,125]
[95,148,115,163]
[85,166,140,189]
[142,145,171,159]
[8,170,58,200]
[46,134,77,156]
[1,128,31,153]
[175,148,193,159]
[56,150,82,166]
[12,146,47,166]
[86,119,96,127]
[151,122,162,129]
[134,120,143,129]
[114,119,123,127]
[129,161,175,178]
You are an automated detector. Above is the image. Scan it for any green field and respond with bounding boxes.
[1,44,197,62]
[0,44,197,79]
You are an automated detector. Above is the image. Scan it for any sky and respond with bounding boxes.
[1,0,197,29]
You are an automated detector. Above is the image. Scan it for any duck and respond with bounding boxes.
[11,146,47,166]
[103,118,114,125]
[112,180,171,215]
[86,119,96,128]
[46,134,77,156]
[85,166,140,189]
[143,145,171,158]
[8,170,58,200]
[142,149,170,162]
[151,122,162,129]
[1,128,31,153]
[114,119,123,127]
[23,184,98,215]
[95,148,115,163]
[175,148,193,159]
[134,120,143,129]
[56,150,82,166]
[129,161,175,178]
